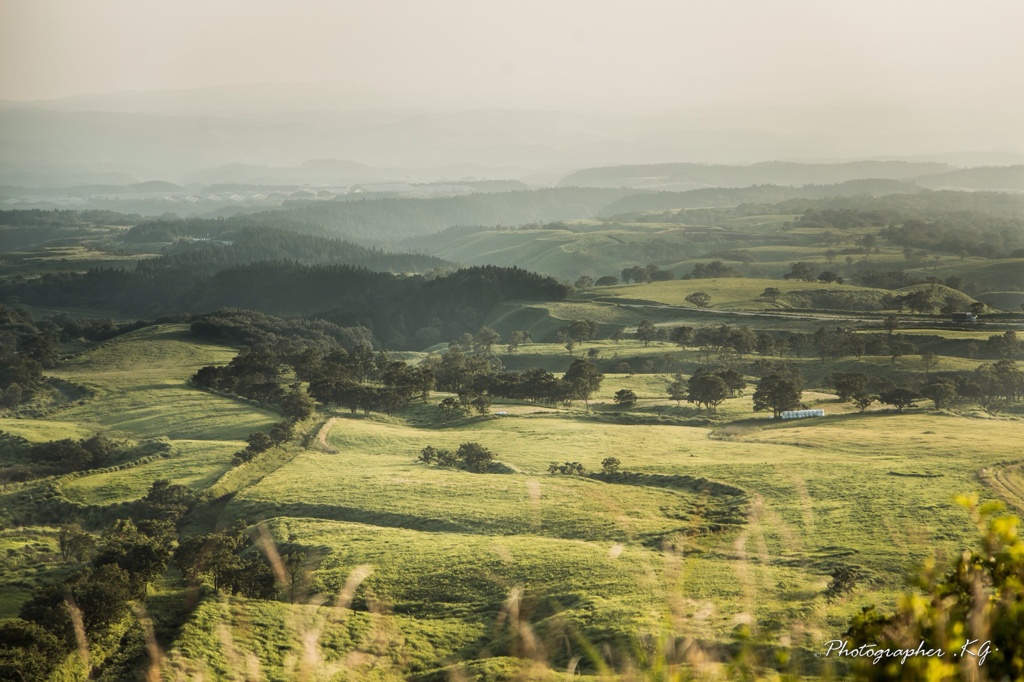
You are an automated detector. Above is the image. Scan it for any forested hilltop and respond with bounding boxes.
[1,262,570,348]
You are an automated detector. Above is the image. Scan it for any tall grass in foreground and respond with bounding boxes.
[156,509,841,682]
[150,496,1024,681]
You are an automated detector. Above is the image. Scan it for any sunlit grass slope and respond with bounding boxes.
[48,324,278,439]
[60,439,243,505]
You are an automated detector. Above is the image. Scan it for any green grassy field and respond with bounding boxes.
[2,315,1022,679]
[592,278,976,312]
[48,324,279,440]
[0,417,93,442]
[60,439,243,505]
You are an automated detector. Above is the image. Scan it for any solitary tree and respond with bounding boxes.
[920,350,939,374]
[636,320,658,346]
[879,387,919,412]
[753,374,802,418]
[853,393,875,412]
[562,358,604,409]
[58,523,95,563]
[686,372,729,412]
[825,372,868,402]
[438,397,463,421]
[685,291,712,308]
[670,326,695,347]
[601,457,621,474]
[470,393,492,416]
[667,374,687,405]
[922,378,957,409]
[283,550,313,604]
[474,326,502,354]
[889,337,917,365]
[456,442,495,473]
[506,330,530,353]
[613,389,637,408]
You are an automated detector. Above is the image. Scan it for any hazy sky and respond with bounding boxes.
[1,0,1022,113]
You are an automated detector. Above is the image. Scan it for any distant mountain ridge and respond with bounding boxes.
[558,161,953,189]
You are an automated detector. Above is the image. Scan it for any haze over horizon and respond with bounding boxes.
[1,0,1023,187]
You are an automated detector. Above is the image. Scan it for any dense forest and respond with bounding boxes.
[139,226,449,274]
[0,264,570,348]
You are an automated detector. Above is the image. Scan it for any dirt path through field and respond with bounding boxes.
[315,417,339,453]
[980,461,1024,514]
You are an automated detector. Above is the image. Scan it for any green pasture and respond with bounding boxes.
[0,526,69,619]
[217,393,1022,652]
[593,278,975,313]
[1,321,1022,679]
[60,439,243,506]
[0,417,93,443]
[48,324,278,439]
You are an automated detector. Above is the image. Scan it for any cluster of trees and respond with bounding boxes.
[854,269,930,291]
[2,261,570,350]
[135,224,447,273]
[173,521,278,598]
[827,359,1024,413]
[548,461,586,475]
[657,322,830,362]
[189,315,433,419]
[666,364,804,418]
[668,367,747,411]
[577,274,612,288]
[619,263,674,283]
[795,208,893,230]
[190,309,374,352]
[557,319,600,346]
[985,330,1022,360]
[192,346,318,418]
[783,261,844,284]
[417,442,497,473]
[300,348,436,416]
[545,458,623,475]
[0,208,142,228]
[0,209,143,252]
[588,275,621,287]
[1,472,314,679]
[681,260,740,279]
[0,305,64,409]
[777,190,1024,258]
[29,434,128,474]
[882,217,1024,259]
[5,480,203,679]
[231,420,300,465]
[434,353,605,411]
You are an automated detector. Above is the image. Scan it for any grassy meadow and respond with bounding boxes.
[2,289,1023,679]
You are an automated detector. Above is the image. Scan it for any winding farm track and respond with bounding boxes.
[979,462,1024,514]
[315,417,339,454]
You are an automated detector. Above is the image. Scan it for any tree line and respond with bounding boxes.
[1,263,571,349]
